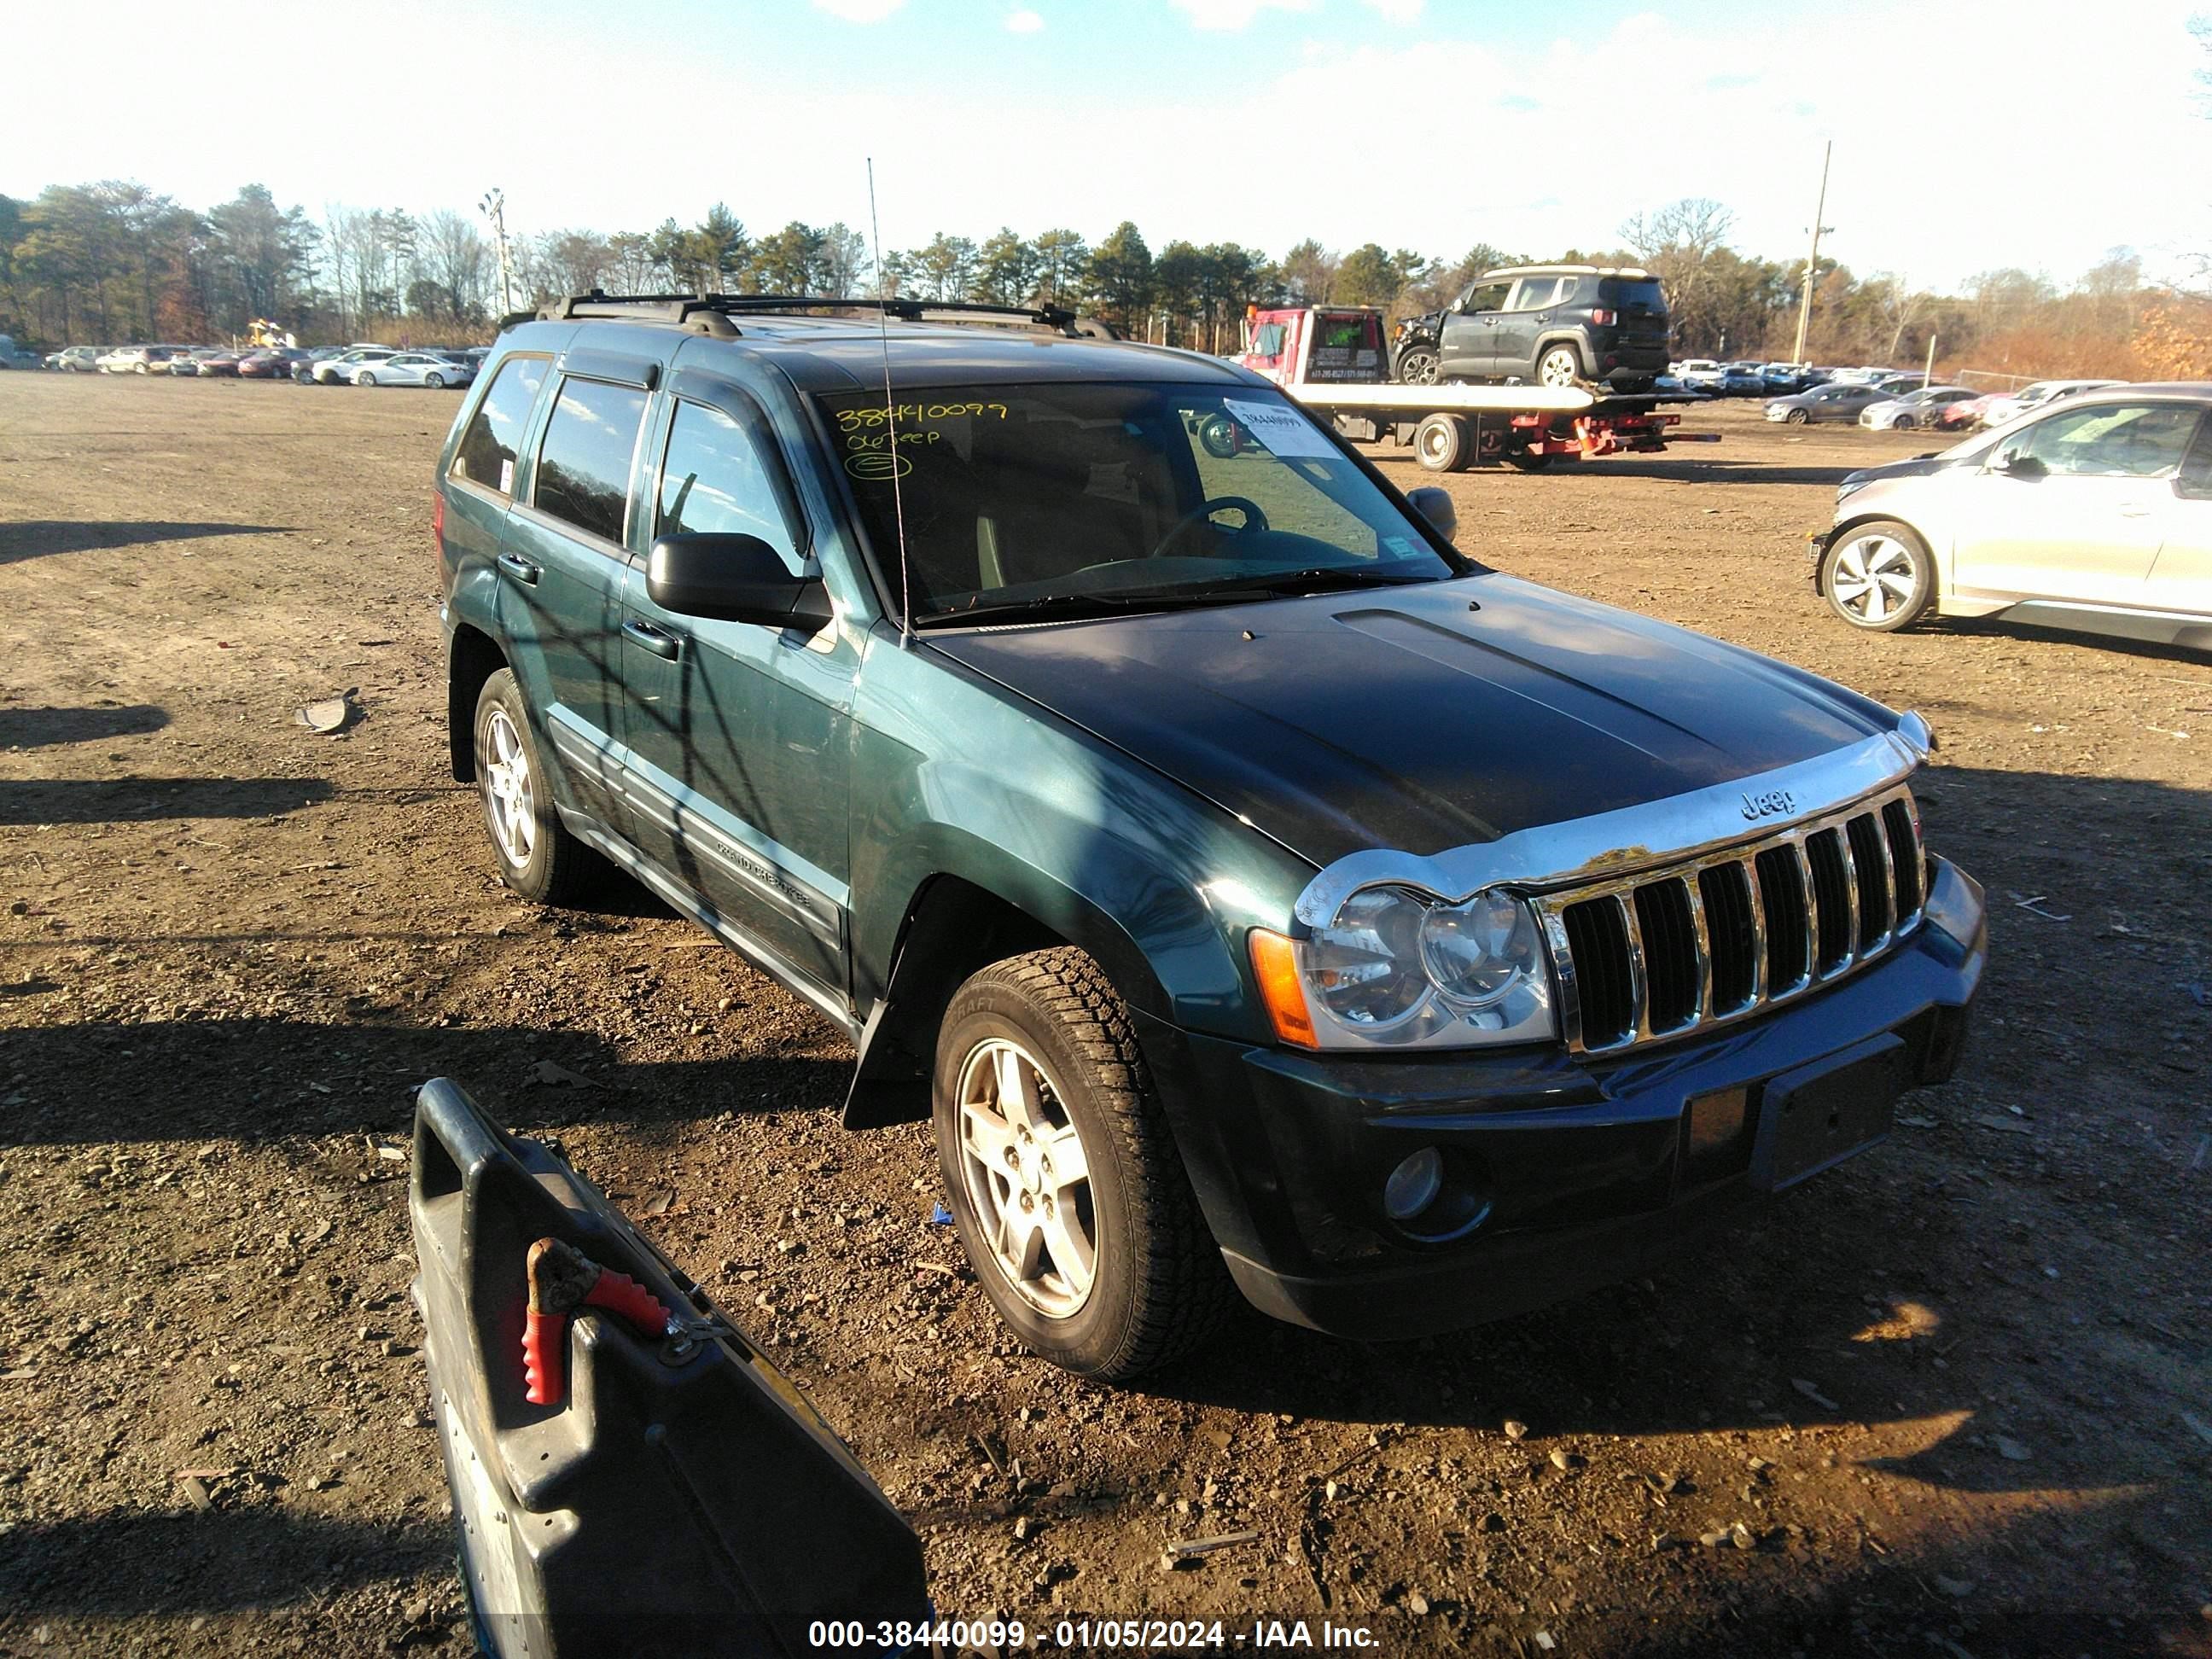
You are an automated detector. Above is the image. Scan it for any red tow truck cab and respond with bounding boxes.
[1237,306,1387,386]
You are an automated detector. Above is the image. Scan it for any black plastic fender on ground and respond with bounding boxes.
[408,1078,929,1657]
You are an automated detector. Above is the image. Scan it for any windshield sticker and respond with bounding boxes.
[1223,399,1339,460]
[499,458,514,494]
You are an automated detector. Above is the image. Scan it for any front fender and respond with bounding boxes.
[847,634,1312,1045]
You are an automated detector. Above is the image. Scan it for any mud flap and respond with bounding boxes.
[408,1078,930,1656]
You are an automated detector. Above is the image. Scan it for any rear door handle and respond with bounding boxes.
[496,551,540,585]
[621,619,682,661]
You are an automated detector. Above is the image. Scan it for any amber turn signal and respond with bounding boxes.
[1249,928,1318,1048]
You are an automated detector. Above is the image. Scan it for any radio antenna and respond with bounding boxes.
[864,158,913,642]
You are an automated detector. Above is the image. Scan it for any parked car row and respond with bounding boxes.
[30,341,486,387]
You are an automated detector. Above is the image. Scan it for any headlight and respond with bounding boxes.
[1275,885,1556,1050]
[1835,476,1872,503]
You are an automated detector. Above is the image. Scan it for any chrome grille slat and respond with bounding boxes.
[1535,783,1925,1056]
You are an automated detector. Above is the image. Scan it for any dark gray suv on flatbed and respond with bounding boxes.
[1394,264,1672,389]
[434,293,1984,1381]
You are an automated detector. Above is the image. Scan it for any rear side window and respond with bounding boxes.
[656,400,803,573]
[452,355,548,496]
[1507,276,1557,311]
[533,377,649,544]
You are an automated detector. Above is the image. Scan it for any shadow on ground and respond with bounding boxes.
[0,521,294,564]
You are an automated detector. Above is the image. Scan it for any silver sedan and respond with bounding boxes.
[354,352,476,389]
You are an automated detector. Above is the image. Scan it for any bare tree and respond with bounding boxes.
[421,209,491,318]
[1621,197,1736,352]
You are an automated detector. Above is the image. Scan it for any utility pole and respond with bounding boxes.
[1790,141,1833,368]
[479,189,515,317]
[1924,330,1938,387]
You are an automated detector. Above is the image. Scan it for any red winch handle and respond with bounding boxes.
[521,1237,673,1407]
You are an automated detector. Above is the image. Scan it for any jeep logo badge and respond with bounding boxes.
[1739,789,1796,822]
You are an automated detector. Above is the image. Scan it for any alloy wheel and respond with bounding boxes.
[1538,348,1579,387]
[953,1037,1097,1319]
[1830,532,1921,626]
[1399,350,1439,385]
[481,707,536,866]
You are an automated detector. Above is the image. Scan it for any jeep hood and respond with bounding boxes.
[928,573,1905,869]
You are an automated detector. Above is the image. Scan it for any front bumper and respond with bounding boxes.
[1141,857,1985,1341]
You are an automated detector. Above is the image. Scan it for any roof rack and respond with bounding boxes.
[500,292,1103,340]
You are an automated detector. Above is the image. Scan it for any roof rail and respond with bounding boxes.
[503,292,1098,339]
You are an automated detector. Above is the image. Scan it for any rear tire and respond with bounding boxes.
[471,669,600,905]
[1412,412,1471,472]
[1821,519,1935,633]
[358,371,376,387]
[1536,344,1583,388]
[933,947,1233,1382]
[425,372,445,389]
[1506,444,1552,472]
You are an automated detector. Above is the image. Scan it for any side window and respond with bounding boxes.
[1463,281,1511,313]
[2177,416,2212,500]
[656,400,805,574]
[533,377,650,544]
[1250,323,1286,358]
[2011,404,2200,479]
[451,355,549,497]
[1506,276,1557,311]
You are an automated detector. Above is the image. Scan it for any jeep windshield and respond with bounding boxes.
[818,382,1461,626]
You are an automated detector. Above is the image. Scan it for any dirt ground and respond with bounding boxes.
[1,373,2208,1659]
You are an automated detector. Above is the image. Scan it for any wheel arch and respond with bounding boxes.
[1533,331,1589,374]
[844,861,1174,1131]
[445,622,509,782]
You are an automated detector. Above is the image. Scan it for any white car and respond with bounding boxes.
[1859,387,1982,431]
[96,346,184,374]
[308,346,400,386]
[1980,379,2124,428]
[1814,384,2211,644]
[353,352,477,389]
[1674,358,1725,392]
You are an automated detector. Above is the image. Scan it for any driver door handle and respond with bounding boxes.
[495,551,540,586]
[621,619,683,661]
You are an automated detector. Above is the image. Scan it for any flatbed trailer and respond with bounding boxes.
[1291,381,1720,472]
[1234,305,1716,473]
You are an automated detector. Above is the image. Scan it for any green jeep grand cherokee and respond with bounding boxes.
[436,294,1985,1381]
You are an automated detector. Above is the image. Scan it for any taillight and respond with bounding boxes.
[1588,308,1617,326]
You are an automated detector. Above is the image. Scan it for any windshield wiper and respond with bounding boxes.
[1168,565,1436,598]
[912,589,1254,627]
[912,567,1436,628]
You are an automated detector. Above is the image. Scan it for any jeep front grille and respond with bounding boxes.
[1534,787,1925,1054]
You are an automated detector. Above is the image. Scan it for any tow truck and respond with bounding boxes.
[1236,305,1715,473]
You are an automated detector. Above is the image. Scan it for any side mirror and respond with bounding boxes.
[1406,485,1458,542]
[647,533,832,632]
[1988,451,2044,480]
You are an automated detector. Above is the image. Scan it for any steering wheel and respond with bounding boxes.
[1151,496,1270,559]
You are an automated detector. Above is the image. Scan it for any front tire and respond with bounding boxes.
[1785,407,1810,425]
[934,948,1232,1382]
[1395,348,1439,386]
[1822,519,1935,632]
[1892,414,1916,430]
[1536,344,1582,387]
[471,669,599,904]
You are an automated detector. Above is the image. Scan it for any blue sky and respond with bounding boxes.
[7,0,2207,291]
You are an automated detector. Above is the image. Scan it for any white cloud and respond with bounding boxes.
[1005,7,1045,32]
[1360,0,1423,20]
[810,0,906,20]
[1171,0,1314,31]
